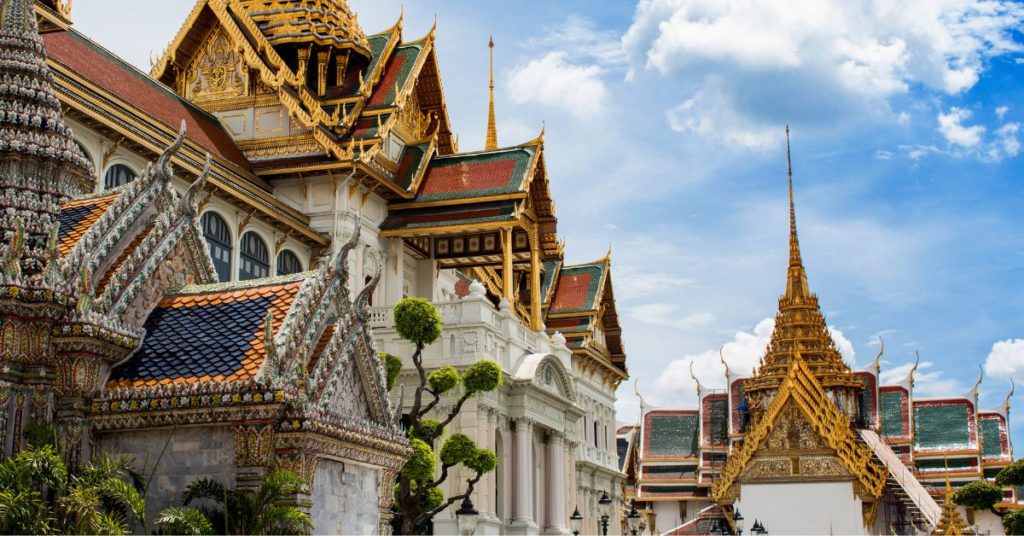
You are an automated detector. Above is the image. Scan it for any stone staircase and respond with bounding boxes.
[859,429,941,531]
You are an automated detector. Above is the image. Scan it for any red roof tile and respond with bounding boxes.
[42,30,250,170]
[549,272,593,311]
[420,159,517,197]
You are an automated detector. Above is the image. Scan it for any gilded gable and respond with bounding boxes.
[186,28,249,103]
[741,401,852,483]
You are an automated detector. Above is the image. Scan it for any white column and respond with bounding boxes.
[547,432,567,532]
[513,417,535,523]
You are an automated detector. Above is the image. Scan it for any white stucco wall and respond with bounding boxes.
[736,481,864,535]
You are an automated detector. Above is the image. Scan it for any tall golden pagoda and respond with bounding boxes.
[743,128,862,414]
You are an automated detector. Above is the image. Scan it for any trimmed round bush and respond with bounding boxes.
[440,434,477,466]
[380,352,402,391]
[465,448,497,474]
[401,439,436,483]
[997,459,1024,487]
[414,419,440,441]
[428,366,460,395]
[421,486,444,512]
[462,360,501,393]
[952,480,1003,511]
[394,298,442,345]
[1004,508,1024,535]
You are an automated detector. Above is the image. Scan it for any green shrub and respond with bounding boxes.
[1004,508,1024,535]
[440,434,476,466]
[462,360,501,393]
[465,449,497,474]
[380,352,403,391]
[952,480,1003,511]
[997,459,1024,487]
[401,439,436,483]
[428,366,460,394]
[394,298,442,345]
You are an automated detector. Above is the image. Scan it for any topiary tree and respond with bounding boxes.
[996,459,1024,488]
[389,298,501,535]
[1004,508,1024,535]
[952,480,1004,513]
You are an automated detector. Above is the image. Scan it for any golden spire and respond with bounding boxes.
[785,125,810,300]
[485,36,499,151]
[744,127,857,396]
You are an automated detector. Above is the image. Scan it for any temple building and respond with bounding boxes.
[620,135,1016,535]
[0,0,628,533]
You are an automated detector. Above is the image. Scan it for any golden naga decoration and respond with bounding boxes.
[712,353,887,504]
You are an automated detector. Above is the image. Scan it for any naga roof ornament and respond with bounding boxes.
[745,127,860,395]
[0,0,90,280]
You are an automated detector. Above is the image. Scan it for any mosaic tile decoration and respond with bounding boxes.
[704,396,728,445]
[980,415,1008,459]
[645,412,699,457]
[880,388,908,438]
[914,401,973,450]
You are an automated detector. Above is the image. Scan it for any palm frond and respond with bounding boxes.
[0,488,55,534]
[256,470,305,507]
[98,477,147,532]
[182,477,228,506]
[155,506,215,535]
[93,511,129,535]
[262,505,312,535]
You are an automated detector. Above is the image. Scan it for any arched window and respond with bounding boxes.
[103,164,136,189]
[276,250,303,276]
[201,212,232,282]
[364,275,374,306]
[239,231,269,280]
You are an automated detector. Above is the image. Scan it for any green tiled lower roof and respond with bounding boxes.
[647,414,698,457]
[380,200,517,232]
[549,263,606,313]
[981,417,1004,458]
[707,398,728,445]
[914,403,971,450]
[880,390,907,437]
[413,146,536,202]
[915,458,975,471]
[367,44,423,108]
[394,141,430,190]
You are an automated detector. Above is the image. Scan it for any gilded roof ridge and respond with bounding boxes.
[173,271,312,294]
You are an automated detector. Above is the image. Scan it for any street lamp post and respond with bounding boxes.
[570,507,583,536]
[750,519,768,535]
[733,509,744,535]
[626,502,642,535]
[455,496,479,536]
[598,491,613,536]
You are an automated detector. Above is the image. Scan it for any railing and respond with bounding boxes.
[860,429,941,527]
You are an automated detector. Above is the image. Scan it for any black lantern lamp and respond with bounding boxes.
[570,506,583,536]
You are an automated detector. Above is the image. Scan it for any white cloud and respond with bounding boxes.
[613,265,696,301]
[996,106,1009,120]
[508,52,608,118]
[937,107,986,148]
[874,150,894,160]
[983,338,1024,379]
[995,122,1021,158]
[622,0,1024,148]
[526,16,626,66]
[666,76,778,150]
[880,360,964,397]
[648,317,855,407]
[627,303,714,330]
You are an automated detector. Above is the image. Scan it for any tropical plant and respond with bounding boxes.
[0,421,147,535]
[388,297,501,535]
[952,480,1004,512]
[156,469,312,535]
[997,458,1024,488]
[1004,508,1024,535]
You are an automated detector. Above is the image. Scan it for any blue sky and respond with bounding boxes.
[76,1,1024,444]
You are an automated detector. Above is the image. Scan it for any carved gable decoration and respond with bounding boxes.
[741,400,852,483]
[186,28,248,103]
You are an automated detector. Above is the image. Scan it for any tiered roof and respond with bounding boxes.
[744,133,860,395]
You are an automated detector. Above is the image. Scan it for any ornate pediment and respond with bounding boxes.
[740,401,853,484]
[186,27,249,104]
